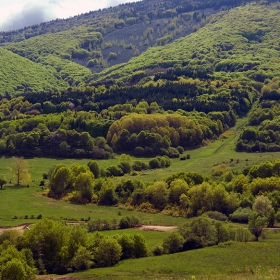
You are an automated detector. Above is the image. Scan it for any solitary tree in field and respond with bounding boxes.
[248,212,268,241]
[9,157,31,186]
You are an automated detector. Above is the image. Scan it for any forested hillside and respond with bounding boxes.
[0,0,273,95]
[2,1,280,279]
[1,2,280,158]
[93,2,280,85]
[0,48,67,94]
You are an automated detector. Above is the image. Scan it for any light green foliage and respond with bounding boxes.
[0,48,67,95]
[180,216,218,248]
[9,157,31,186]
[94,237,122,267]
[145,181,169,211]
[0,243,37,280]
[248,212,268,241]
[21,219,69,273]
[169,179,189,204]
[48,164,73,197]
[252,195,273,217]
[5,27,101,88]
[0,230,22,247]
[74,171,94,203]
[70,246,93,271]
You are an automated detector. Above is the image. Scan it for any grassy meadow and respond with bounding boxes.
[1,117,280,226]
[1,117,280,279]
[74,230,280,280]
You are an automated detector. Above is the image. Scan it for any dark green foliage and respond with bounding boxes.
[88,161,101,178]
[115,179,144,204]
[203,211,228,221]
[116,233,148,260]
[229,207,254,223]
[98,182,118,206]
[119,216,139,229]
[187,217,218,247]
[87,218,114,232]
[162,231,184,254]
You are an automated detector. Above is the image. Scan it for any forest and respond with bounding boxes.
[1,0,280,279]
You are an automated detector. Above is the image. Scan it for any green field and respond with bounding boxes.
[74,230,280,280]
[1,117,280,226]
[1,118,280,279]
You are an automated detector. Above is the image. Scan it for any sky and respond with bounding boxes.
[0,0,136,32]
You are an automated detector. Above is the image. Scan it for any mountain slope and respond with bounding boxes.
[4,27,102,88]
[0,48,67,95]
[0,0,267,96]
[92,3,280,85]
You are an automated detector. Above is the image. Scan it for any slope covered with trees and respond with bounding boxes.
[93,2,280,86]
[0,0,274,96]
[0,48,67,95]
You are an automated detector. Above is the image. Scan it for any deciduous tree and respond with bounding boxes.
[248,212,268,241]
[9,157,31,186]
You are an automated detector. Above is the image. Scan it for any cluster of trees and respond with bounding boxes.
[106,112,231,155]
[160,207,269,256]
[94,78,255,118]
[47,155,170,202]
[0,88,239,158]
[236,103,280,152]
[44,157,280,225]
[0,218,148,276]
[0,108,113,159]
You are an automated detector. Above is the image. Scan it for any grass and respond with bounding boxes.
[73,230,280,280]
[1,115,280,185]
[0,184,188,226]
[101,228,173,250]
[1,116,280,226]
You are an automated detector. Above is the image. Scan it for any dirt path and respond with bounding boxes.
[135,225,178,231]
[0,224,30,234]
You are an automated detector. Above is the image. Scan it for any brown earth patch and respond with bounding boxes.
[135,225,178,232]
[0,224,32,234]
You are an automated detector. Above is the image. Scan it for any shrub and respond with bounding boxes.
[203,211,228,221]
[119,215,139,229]
[152,245,164,256]
[229,207,253,223]
[107,166,124,177]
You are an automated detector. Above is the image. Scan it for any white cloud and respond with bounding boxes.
[0,0,137,32]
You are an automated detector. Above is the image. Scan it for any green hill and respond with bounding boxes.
[0,0,266,96]
[0,48,67,95]
[92,3,280,86]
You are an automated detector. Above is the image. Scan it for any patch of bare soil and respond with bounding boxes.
[0,224,31,234]
[135,225,178,232]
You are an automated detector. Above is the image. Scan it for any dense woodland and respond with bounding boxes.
[1,0,280,278]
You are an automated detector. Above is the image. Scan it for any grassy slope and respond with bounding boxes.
[76,231,280,280]
[94,3,280,83]
[0,48,67,95]
[3,27,101,90]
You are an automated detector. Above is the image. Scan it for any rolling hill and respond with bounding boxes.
[0,0,274,96]
[92,2,280,86]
